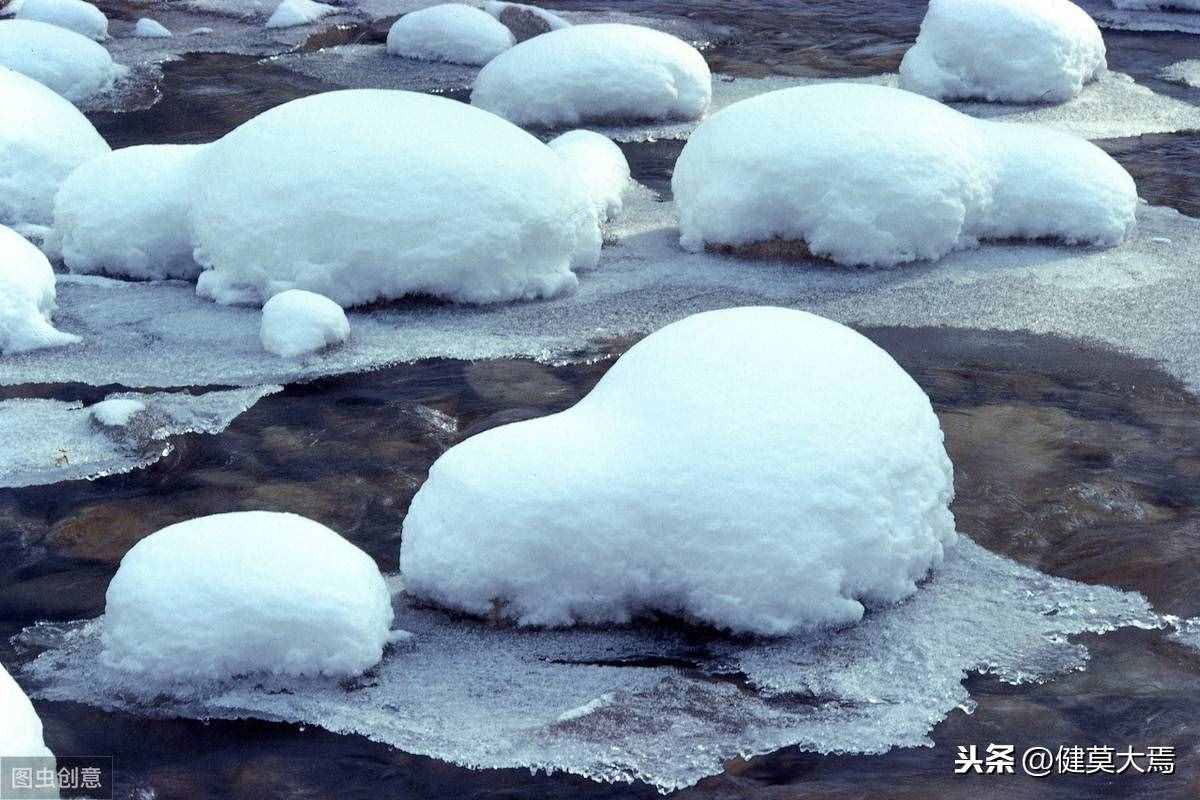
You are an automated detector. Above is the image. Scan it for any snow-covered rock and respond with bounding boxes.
[471,23,711,127]
[133,17,172,37]
[191,89,599,307]
[260,289,350,357]
[0,67,109,228]
[102,512,395,681]
[900,0,1106,103]
[672,84,1137,267]
[483,0,568,41]
[1161,59,1200,87]
[0,664,54,759]
[401,307,957,636]
[386,4,514,66]
[54,144,203,281]
[264,0,336,29]
[13,0,106,39]
[548,129,630,221]
[0,224,79,355]
[89,397,146,426]
[0,19,124,103]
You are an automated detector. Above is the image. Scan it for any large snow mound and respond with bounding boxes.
[261,289,350,357]
[102,512,395,681]
[471,23,712,127]
[191,90,598,307]
[264,0,337,29]
[900,0,1106,103]
[386,4,514,65]
[548,129,630,222]
[401,307,957,635]
[0,67,109,228]
[13,0,106,39]
[54,144,203,281]
[0,224,79,355]
[673,84,1137,267]
[0,19,124,102]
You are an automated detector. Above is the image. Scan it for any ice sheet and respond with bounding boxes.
[1077,0,1200,34]
[18,539,1161,792]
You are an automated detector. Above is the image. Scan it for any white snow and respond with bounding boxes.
[471,23,712,127]
[133,17,172,37]
[0,19,124,102]
[54,144,203,281]
[0,67,109,228]
[261,289,350,357]
[102,512,395,681]
[673,84,1136,267]
[190,89,599,307]
[900,0,1106,103]
[0,664,53,759]
[548,130,630,222]
[1161,59,1200,87]
[0,224,79,355]
[386,4,514,65]
[264,0,337,28]
[13,0,106,39]
[402,307,956,635]
[89,397,146,426]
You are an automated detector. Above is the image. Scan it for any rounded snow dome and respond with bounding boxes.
[1,223,79,355]
[386,3,515,66]
[672,83,1136,267]
[0,66,110,228]
[900,0,1106,103]
[0,20,124,103]
[471,23,712,127]
[191,89,599,307]
[401,307,958,636]
[0,664,53,759]
[102,512,395,681]
[548,129,630,222]
[13,0,108,40]
[260,289,350,357]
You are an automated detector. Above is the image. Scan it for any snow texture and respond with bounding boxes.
[54,144,203,281]
[0,386,279,488]
[402,308,956,635]
[900,0,1106,103]
[0,664,53,759]
[101,512,395,681]
[264,0,336,29]
[672,84,1136,267]
[471,23,712,127]
[386,4,514,65]
[0,224,78,355]
[0,19,124,102]
[1161,59,1200,87]
[132,17,172,37]
[0,66,109,228]
[21,538,1161,792]
[548,130,630,222]
[190,90,599,307]
[261,289,351,357]
[13,0,106,39]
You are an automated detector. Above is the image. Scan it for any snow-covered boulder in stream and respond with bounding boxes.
[0,224,79,355]
[471,23,711,127]
[261,289,350,357]
[13,0,107,39]
[0,67,109,228]
[386,4,514,66]
[102,512,395,681]
[133,17,172,37]
[899,0,1106,103]
[672,84,1137,267]
[483,1,568,41]
[191,89,599,307]
[0,664,54,759]
[0,20,125,102]
[549,129,630,222]
[54,144,202,280]
[401,307,957,636]
[264,0,336,29]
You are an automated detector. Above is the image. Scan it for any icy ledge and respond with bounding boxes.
[18,539,1160,792]
[0,385,279,488]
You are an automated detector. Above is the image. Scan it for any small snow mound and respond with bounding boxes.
[0,19,125,103]
[386,4,514,66]
[548,129,630,222]
[672,83,1136,267]
[0,224,79,355]
[102,512,395,681]
[483,1,569,41]
[14,0,105,39]
[190,89,597,307]
[401,307,957,636]
[265,0,336,29]
[133,17,172,37]
[54,144,203,281]
[261,289,350,357]
[900,0,1106,103]
[1160,59,1200,87]
[89,397,147,426]
[471,23,712,127]
[0,664,53,759]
